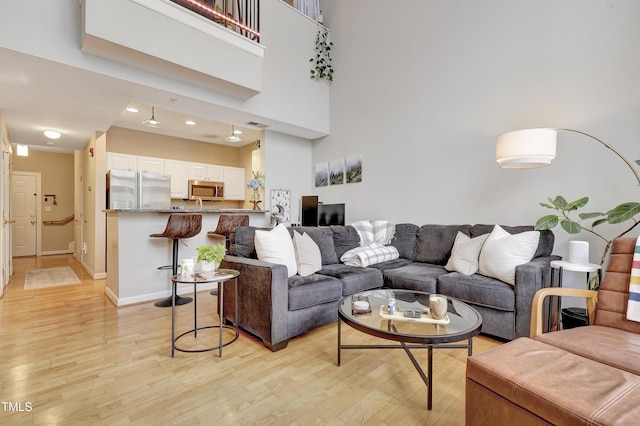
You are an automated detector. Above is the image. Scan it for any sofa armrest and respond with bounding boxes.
[530,287,598,338]
[220,255,289,351]
[513,255,561,338]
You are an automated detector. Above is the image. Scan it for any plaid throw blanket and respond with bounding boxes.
[340,243,399,267]
[626,235,640,322]
[350,220,396,246]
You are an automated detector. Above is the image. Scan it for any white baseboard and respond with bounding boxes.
[107,282,219,307]
[41,249,73,256]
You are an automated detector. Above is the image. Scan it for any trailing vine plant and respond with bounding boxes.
[309,26,334,82]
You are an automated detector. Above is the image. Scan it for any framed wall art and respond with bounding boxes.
[346,155,363,183]
[315,162,329,187]
[329,159,345,185]
[270,189,291,222]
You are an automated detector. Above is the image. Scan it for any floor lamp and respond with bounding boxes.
[495,126,640,266]
[495,127,640,185]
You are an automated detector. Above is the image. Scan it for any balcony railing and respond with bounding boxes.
[170,0,260,42]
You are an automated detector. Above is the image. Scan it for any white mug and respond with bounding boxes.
[429,294,448,320]
[180,258,195,277]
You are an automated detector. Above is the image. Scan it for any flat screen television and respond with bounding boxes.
[318,203,345,226]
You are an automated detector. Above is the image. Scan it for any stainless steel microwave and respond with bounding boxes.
[188,180,224,201]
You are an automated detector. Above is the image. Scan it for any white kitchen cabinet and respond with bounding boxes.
[223,166,245,200]
[206,165,224,181]
[188,163,224,181]
[164,160,189,199]
[107,152,137,171]
[137,156,165,174]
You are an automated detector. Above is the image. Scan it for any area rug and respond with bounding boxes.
[24,266,81,290]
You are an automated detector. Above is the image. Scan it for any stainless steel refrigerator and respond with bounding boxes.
[107,170,171,209]
[137,172,171,209]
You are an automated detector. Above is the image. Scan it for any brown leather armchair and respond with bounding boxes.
[466,237,640,425]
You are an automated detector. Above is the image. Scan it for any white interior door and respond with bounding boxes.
[11,172,37,257]
[74,152,83,261]
[1,132,11,293]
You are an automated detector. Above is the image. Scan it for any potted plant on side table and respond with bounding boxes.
[196,244,226,272]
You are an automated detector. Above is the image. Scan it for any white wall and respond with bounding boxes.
[263,130,313,225]
[320,0,640,266]
[0,0,329,138]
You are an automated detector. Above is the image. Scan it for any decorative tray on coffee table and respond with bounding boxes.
[379,306,450,324]
[351,295,372,315]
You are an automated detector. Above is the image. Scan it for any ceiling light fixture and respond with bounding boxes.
[126,106,139,113]
[142,106,162,128]
[43,130,61,139]
[185,120,196,126]
[16,144,28,156]
[225,125,242,143]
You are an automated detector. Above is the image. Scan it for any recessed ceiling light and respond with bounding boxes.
[185,120,196,126]
[126,106,139,113]
[43,130,61,139]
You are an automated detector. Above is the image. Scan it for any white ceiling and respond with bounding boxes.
[0,48,263,154]
[111,104,263,148]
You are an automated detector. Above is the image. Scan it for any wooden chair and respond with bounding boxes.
[530,236,640,337]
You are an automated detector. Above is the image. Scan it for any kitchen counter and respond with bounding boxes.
[104,209,269,213]
[104,209,270,306]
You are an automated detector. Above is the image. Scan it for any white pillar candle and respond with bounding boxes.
[568,241,590,265]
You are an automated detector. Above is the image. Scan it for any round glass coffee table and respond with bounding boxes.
[337,289,482,410]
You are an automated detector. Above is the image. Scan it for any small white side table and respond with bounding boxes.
[549,260,601,331]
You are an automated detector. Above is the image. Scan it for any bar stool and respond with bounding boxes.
[151,214,202,307]
[207,214,249,253]
[207,214,248,296]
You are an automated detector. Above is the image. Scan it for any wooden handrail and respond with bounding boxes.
[43,215,74,225]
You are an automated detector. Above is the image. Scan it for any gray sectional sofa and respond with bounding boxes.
[220,224,557,351]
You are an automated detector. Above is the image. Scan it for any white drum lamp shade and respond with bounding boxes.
[496,128,557,168]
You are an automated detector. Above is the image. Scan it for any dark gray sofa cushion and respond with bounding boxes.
[437,272,515,311]
[390,223,419,259]
[229,226,267,258]
[319,264,383,295]
[289,226,338,265]
[288,274,343,310]
[330,225,360,259]
[382,263,447,293]
[413,224,471,265]
[470,224,555,258]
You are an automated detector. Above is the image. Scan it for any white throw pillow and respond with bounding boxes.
[254,224,297,278]
[445,232,489,275]
[478,225,540,285]
[292,231,322,277]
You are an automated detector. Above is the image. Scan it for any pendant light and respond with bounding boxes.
[142,106,162,128]
[225,125,242,143]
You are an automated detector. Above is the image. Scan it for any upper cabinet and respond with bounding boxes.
[164,160,189,199]
[106,152,136,171]
[188,163,224,182]
[137,156,165,174]
[107,153,245,200]
[223,166,245,200]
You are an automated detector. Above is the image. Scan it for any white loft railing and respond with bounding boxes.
[170,0,260,42]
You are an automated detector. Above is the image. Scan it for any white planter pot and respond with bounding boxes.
[200,261,217,272]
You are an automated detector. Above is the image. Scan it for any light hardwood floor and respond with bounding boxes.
[1,255,501,425]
